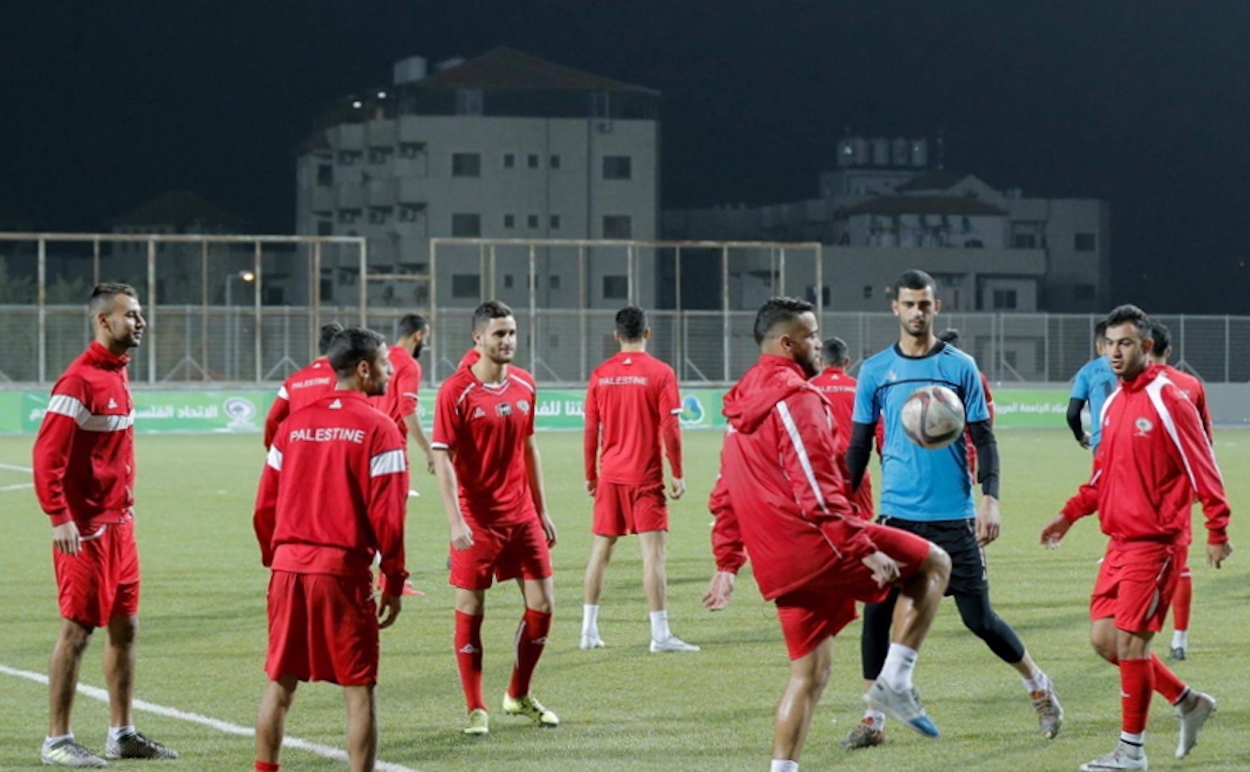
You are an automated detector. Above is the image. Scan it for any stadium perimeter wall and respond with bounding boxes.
[4,385,1248,436]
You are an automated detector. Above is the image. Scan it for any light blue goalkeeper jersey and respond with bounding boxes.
[1069,356,1117,450]
[853,341,991,522]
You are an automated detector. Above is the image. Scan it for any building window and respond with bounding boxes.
[504,274,514,289]
[1075,232,1097,251]
[317,164,333,186]
[337,150,361,165]
[1012,233,1037,249]
[317,220,333,236]
[528,154,539,169]
[863,285,872,299]
[603,215,632,239]
[1074,284,1096,301]
[455,89,483,116]
[527,214,539,229]
[603,155,632,180]
[368,147,392,164]
[368,208,391,224]
[992,289,1018,310]
[550,214,561,229]
[549,275,561,290]
[451,213,481,237]
[452,153,481,178]
[452,274,481,298]
[503,153,515,168]
[550,155,561,169]
[603,275,628,299]
[338,209,361,224]
[504,214,515,229]
[398,141,425,158]
[398,204,424,222]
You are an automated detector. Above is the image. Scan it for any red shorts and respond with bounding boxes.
[449,516,553,590]
[593,482,668,536]
[1090,543,1178,633]
[775,522,932,660]
[54,518,140,629]
[265,571,379,686]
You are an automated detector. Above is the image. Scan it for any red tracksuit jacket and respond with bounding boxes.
[709,355,878,600]
[254,390,410,596]
[1060,365,1229,549]
[33,342,136,528]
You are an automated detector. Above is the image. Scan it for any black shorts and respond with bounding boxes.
[877,516,987,597]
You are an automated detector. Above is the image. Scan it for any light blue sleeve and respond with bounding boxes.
[852,364,877,425]
[960,357,990,423]
[1070,361,1091,401]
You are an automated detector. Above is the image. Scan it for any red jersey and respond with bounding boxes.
[810,366,873,518]
[1162,365,1213,442]
[960,372,995,475]
[254,390,410,595]
[709,355,877,600]
[432,364,538,526]
[371,345,421,439]
[263,357,336,448]
[584,351,683,486]
[1060,365,1229,549]
[33,342,136,529]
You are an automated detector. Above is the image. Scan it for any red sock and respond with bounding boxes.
[1151,653,1187,704]
[507,608,552,699]
[255,762,280,772]
[1172,571,1192,631]
[455,611,486,712]
[1120,658,1153,735]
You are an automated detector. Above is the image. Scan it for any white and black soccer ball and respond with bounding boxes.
[900,385,966,450]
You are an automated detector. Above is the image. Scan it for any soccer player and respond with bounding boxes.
[808,335,873,519]
[580,305,695,653]
[253,326,409,772]
[263,321,343,449]
[841,270,1062,750]
[432,300,559,737]
[373,313,435,474]
[1068,319,1117,450]
[32,282,178,767]
[1041,304,1230,772]
[703,296,951,772]
[1147,322,1213,662]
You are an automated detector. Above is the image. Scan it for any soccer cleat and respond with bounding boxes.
[1079,746,1147,771]
[1175,690,1215,759]
[40,739,107,768]
[1030,685,1064,739]
[1170,645,1187,661]
[104,731,178,760]
[839,719,885,750]
[863,679,939,738]
[462,708,490,736]
[503,693,559,727]
[649,635,700,653]
[579,633,605,650]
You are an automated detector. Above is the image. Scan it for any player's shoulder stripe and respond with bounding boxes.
[370,448,407,477]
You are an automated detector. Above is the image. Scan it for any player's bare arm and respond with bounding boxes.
[50,521,82,556]
[1040,514,1072,548]
[433,448,473,550]
[525,436,558,547]
[702,571,736,611]
[976,495,1002,546]
[404,413,435,474]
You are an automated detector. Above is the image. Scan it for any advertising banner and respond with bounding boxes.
[14,390,277,434]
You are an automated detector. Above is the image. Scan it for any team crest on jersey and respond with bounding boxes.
[496,402,513,417]
[1134,417,1154,437]
[517,399,530,414]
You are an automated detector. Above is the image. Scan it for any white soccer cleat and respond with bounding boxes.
[863,679,939,738]
[40,738,107,768]
[1079,744,1147,771]
[579,633,605,650]
[1175,690,1215,759]
[649,635,700,653]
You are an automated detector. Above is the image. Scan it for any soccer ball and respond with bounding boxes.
[900,385,966,449]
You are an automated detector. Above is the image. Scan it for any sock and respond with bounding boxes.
[1022,670,1050,693]
[1150,653,1187,704]
[255,762,280,772]
[769,760,799,772]
[1171,629,1189,650]
[108,725,136,741]
[878,643,918,692]
[507,608,552,699]
[862,709,885,729]
[1173,571,1192,632]
[454,610,486,712]
[582,604,600,636]
[1120,658,1153,736]
[649,610,671,641]
[44,733,73,747]
[1118,733,1145,758]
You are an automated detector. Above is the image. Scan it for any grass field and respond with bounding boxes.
[1,428,1248,772]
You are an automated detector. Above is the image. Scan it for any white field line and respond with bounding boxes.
[0,461,34,472]
[0,462,34,493]
[0,664,426,772]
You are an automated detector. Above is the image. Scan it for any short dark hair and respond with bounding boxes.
[615,305,646,341]
[472,300,513,332]
[398,313,428,338]
[753,296,815,346]
[936,328,962,349]
[326,326,387,379]
[1149,322,1172,355]
[820,336,848,365]
[1104,304,1151,335]
[1093,319,1108,338]
[88,282,138,315]
[895,269,936,294]
[318,321,344,355]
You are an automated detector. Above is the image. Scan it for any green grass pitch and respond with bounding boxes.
[1,428,1248,771]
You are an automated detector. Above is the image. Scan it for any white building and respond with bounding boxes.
[295,48,661,310]
[662,136,1110,313]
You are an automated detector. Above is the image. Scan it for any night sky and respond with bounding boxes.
[2,1,1247,313]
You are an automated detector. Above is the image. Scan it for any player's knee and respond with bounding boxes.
[925,544,952,579]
